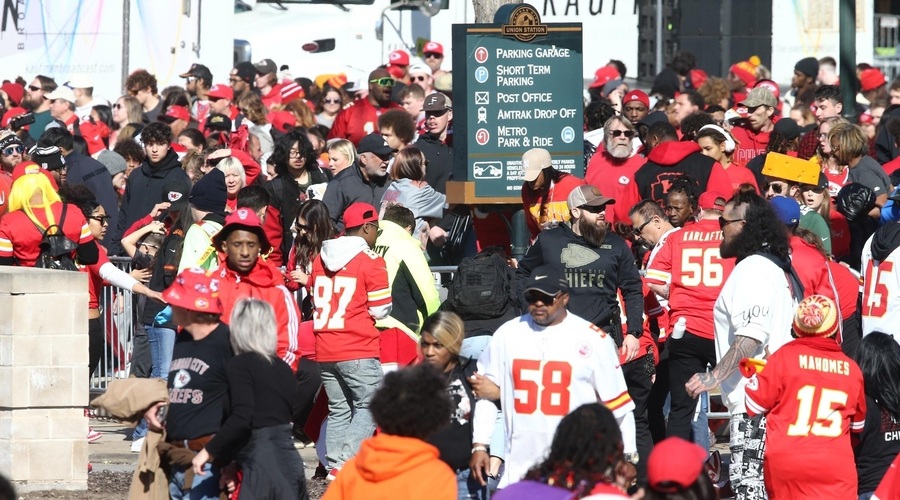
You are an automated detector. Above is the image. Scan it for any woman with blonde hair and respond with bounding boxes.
[419,311,490,500]
[217,156,247,212]
[110,95,143,147]
[327,139,356,176]
[0,166,98,267]
[191,298,308,499]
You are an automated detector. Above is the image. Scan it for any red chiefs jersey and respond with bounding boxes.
[790,236,838,303]
[746,337,865,499]
[0,202,93,267]
[82,245,112,309]
[584,150,646,226]
[310,245,392,362]
[645,218,735,339]
[327,98,401,146]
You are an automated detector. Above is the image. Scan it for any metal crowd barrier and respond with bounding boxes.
[89,256,135,393]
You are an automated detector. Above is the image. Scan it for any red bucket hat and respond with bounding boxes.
[162,268,223,314]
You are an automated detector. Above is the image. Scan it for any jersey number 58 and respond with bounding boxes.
[512,360,572,416]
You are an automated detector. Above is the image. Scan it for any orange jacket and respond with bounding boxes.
[214,257,301,371]
[322,433,456,500]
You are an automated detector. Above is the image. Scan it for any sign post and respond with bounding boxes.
[447,4,584,204]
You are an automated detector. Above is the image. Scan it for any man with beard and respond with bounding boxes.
[22,75,57,142]
[730,87,777,165]
[415,92,454,194]
[585,116,646,225]
[328,67,401,146]
[685,190,798,500]
[515,185,650,480]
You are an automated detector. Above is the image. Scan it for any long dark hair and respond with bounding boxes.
[271,128,317,179]
[523,403,623,498]
[727,190,791,262]
[643,476,717,500]
[856,332,900,421]
[293,199,333,270]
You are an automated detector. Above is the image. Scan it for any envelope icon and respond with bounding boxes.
[475,91,489,105]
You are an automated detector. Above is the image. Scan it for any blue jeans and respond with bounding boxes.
[146,325,176,378]
[168,463,220,499]
[457,468,490,500]
[859,493,874,500]
[319,358,382,470]
[691,392,710,455]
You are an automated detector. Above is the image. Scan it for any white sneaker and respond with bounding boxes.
[131,437,145,453]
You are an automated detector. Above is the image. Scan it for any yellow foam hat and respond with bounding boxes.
[761,152,820,186]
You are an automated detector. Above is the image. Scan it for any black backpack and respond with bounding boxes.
[445,250,514,320]
[33,203,79,271]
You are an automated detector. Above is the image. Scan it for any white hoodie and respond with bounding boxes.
[319,235,392,320]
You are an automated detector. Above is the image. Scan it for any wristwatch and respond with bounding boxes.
[626,330,642,339]
[624,452,640,465]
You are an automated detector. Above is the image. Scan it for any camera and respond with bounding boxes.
[9,112,35,132]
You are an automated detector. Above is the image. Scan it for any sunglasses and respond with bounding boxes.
[28,85,41,92]
[323,98,341,104]
[228,78,243,84]
[2,145,24,156]
[801,184,826,194]
[140,242,160,250]
[294,223,309,233]
[369,77,395,87]
[411,75,429,82]
[632,217,653,236]
[424,52,442,59]
[524,290,561,305]
[113,103,123,110]
[610,130,635,138]
[127,88,141,96]
[579,204,608,214]
[718,217,745,229]
[89,215,111,226]
[763,182,785,194]
[185,76,196,82]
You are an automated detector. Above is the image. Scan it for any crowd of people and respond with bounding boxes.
[1,41,900,500]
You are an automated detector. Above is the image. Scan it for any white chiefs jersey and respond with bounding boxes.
[861,233,900,342]
[477,312,634,488]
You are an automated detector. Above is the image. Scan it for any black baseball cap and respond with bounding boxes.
[357,132,397,157]
[524,265,570,296]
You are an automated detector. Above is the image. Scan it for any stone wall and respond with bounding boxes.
[0,267,89,492]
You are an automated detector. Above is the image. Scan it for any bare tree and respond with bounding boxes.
[474,0,523,23]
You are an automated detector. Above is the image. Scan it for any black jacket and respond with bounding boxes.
[635,141,726,205]
[516,223,643,345]
[64,152,120,248]
[875,104,900,164]
[415,132,453,195]
[321,162,388,232]
[109,149,188,255]
[265,166,332,263]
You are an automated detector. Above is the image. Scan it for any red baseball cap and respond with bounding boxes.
[267,110,296,133]
[754,79,781,100]
[11,161,59,191]
[589,66,620,89]
[343,202,379,229]
[698,191,727,212]
[207,83,233,101]
[389,50,410,66]
[647,437,708,492]
[163,268,223,315]
[623,90,650,109]
[159,105,190,123]
[423,41,443,56]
